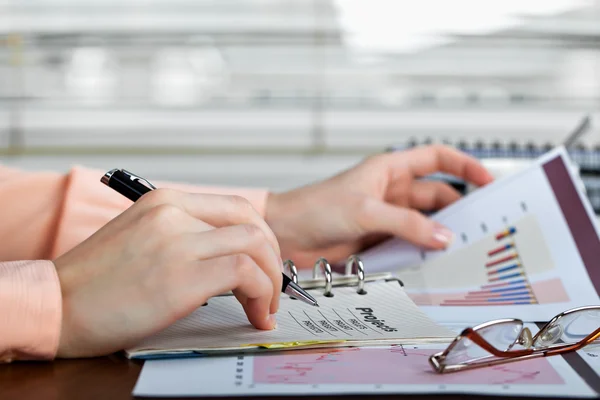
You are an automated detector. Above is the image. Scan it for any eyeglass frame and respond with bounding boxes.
[429,305,600,374]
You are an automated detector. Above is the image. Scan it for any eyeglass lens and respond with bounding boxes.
[445,321,523,365]
[534,308,600,347]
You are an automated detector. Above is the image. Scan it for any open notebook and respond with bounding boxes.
[126,260,455,359]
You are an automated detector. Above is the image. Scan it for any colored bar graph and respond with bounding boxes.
[496,227,516,240]
[490,284,529,293]
[487,263,520,276]
[488,243,514,256]
[481,279,526,289]
[489,271,524,282]
[440,223,540,307]
[487,296,534,303]
[467,289,527,297]
[442,299,535,305]
[466,290,531,299]
[486,254,518,267]
[465,288,531,300]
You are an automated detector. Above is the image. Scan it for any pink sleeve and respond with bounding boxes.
[0,164,269,260]
[0,260,62,362]
[0,166,67,262]
[0,164,268,361]
[49,165,270,258]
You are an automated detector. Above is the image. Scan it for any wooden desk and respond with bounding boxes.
[0,354,142,400]
[0,353,595,400]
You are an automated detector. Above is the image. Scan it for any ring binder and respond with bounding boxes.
[283,254,396,298]
[283,260,298,284]
[283,259,299,301]
[345,255,367,295]
[125,256,443,361]
[312,257,334,297]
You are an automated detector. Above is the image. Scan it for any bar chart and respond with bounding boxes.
[397,214,570,307]
[441,225,538,306]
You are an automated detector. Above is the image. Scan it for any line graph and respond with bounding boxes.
[134,342,595,397]
[252,346,564,385]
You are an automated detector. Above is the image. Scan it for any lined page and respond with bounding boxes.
[128,280,454,354]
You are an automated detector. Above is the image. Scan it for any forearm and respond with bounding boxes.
[49,166,270,258]
[0,260,62,362]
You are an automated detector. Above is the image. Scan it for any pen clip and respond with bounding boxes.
[121,169,157,190]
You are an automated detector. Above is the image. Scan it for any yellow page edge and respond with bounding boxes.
[244,340,347,349]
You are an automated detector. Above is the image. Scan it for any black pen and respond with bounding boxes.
[101,168,319,307]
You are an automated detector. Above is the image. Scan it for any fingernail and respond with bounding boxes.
[432,224,454,247]
[268,314,277,329]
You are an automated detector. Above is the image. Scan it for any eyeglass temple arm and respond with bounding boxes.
[544,327,600,356]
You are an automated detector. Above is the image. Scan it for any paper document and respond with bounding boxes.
[133,343,597,398]
[127,280,454,358]
[580,346,600,376]
[358,147,600,322]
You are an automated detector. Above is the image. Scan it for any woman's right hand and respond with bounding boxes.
[53,189,282,358]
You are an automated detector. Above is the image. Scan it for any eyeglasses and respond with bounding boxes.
[429,305,600,374]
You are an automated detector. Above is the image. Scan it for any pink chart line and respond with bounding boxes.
[488,243,514,256]
[253,346,564,386]
[442,299,535,306]
[465,291,532,300]
[467,285,530,297]
[486,254,519,268]
[487,263,520,276]
[481,279,527,289]
[495,226,517,240]
[489,272,525,282]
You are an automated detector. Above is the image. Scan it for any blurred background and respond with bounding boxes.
[1,0,600,205]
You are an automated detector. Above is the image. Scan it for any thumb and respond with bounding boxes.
[359,199,455,249]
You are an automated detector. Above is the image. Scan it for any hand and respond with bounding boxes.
[53,189,282,358]
[265,145,494,268]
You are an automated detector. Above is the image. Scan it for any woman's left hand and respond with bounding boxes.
[265,145,494,268]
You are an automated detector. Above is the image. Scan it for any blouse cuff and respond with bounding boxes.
[0,260,62,362]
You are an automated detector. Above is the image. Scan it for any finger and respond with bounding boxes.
[357,198,454,249]
[140,190,281,256]
[383,144,494,187]
[241,296,277,331]
[408,180,462,211]
[188,255,276,330]
[232,289,277,332]
[181,224,283,314]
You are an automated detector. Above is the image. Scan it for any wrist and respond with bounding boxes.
[264,191,297,257]
[264,191,281,226]
[265,191,286,237]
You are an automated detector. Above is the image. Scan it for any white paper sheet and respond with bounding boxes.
[127,280,454,357]
[357,147,600,323]
[133,343,597,398]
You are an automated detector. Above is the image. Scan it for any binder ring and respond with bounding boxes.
[344,255,367,295]
[283,259,298,284]
[312,257,333,297]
